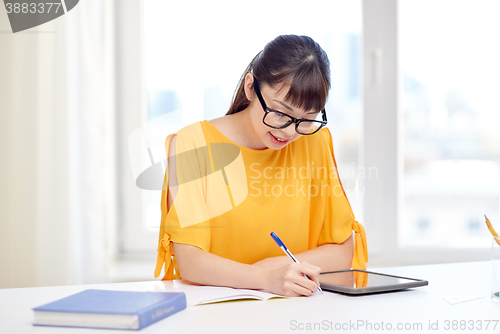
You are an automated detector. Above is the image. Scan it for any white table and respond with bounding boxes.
[1,261,499,333]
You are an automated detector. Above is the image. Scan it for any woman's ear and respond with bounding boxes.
[243,73,255,102]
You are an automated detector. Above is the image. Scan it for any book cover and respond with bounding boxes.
[33,289,186,330]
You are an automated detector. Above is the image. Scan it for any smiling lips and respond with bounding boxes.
[270,132,291,145]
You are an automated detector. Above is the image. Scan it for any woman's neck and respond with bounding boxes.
[211,109,268,150]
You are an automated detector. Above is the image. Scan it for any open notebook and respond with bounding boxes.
[151,284,286,306]
[151,279,324,306]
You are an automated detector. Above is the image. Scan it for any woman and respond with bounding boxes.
[154,35,368,297]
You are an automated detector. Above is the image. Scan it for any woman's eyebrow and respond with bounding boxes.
[272,99,294,112]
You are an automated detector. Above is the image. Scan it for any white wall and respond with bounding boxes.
[0,1,118,289]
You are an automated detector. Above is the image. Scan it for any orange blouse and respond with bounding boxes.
[154,121,368,280]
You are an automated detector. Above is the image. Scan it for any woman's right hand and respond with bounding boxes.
[264,262,321,297]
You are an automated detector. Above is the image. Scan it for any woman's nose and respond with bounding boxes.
[280,123,297,138]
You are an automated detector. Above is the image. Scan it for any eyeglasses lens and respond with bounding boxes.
[264,111,323,135]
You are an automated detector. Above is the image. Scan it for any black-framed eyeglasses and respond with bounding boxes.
[253,78,327,135]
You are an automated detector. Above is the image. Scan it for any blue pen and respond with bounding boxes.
[270,232,323,294]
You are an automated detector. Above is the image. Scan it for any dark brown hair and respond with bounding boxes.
[226,35,331,115]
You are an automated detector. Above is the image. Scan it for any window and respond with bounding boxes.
[399,0,500,248]
[362,0,497,266]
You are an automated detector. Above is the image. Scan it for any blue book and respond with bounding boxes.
[33,289,186,330]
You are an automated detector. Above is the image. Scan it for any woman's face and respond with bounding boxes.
[244,74,322,150]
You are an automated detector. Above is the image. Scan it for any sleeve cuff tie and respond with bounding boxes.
[154,233,181,280]
[352,221,368,270]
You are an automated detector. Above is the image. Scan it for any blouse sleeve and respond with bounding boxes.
[154,123,212,280]
[319,128,369,270]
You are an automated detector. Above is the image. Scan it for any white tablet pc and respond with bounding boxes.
[319,269,428,295]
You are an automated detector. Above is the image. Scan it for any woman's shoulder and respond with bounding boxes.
[208,114,249,146]
[165,119,238,159]
[164,121,205,155]
[208,116,229,131]
[168,120,219,144]
[175,120,206,136]
[178,119,234,139]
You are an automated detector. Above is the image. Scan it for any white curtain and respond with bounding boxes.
[0,0,117,288]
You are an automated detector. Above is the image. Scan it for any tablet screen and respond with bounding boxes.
[319,270,428,294]
[320,270,419,289]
